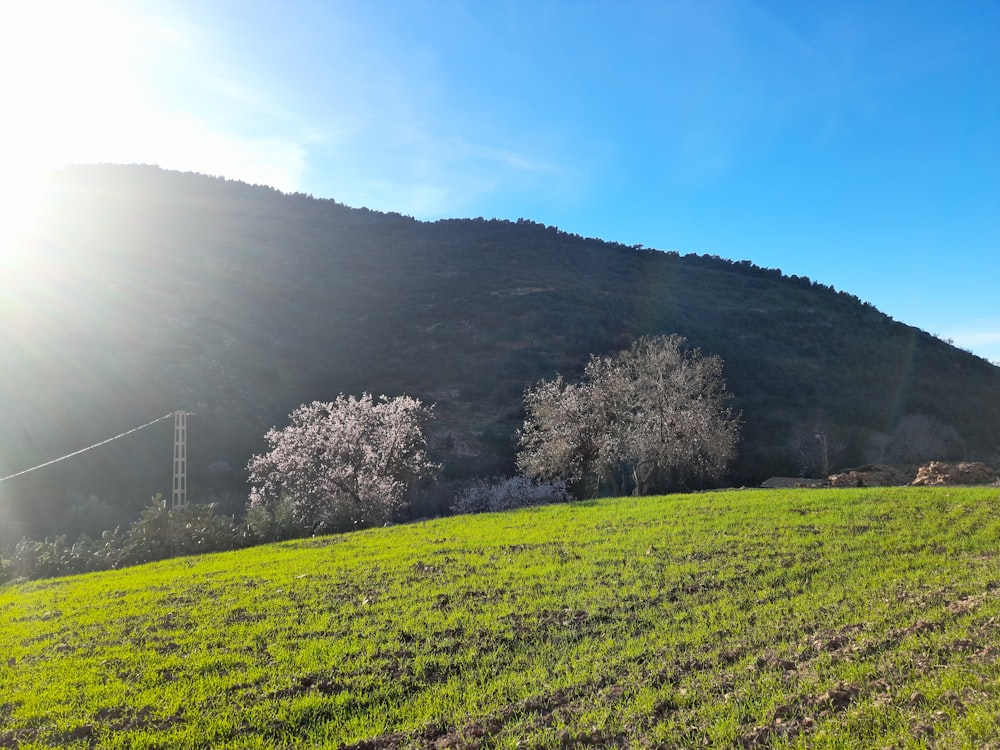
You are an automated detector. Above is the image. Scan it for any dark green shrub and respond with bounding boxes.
[244,496,307,543]
[1,496,246,582]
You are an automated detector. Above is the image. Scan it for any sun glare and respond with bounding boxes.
[0,1,138,250]
[0,0,306,236]
[0,167,47,256]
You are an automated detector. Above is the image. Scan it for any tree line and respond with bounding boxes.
[0,335,739,580]
[248,335,739,533]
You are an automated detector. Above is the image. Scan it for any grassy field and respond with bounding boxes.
[2,486,1000,749]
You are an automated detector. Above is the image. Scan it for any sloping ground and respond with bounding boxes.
[2,487,1000,748]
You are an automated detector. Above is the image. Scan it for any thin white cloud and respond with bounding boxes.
[943,321,1000,364]
[0,0,312,194]
[956,330,1000,347]
[306,114,587,218]
[110,112,308,194]
[8,1,585,219]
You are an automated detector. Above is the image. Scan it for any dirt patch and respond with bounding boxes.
[0,728,36,749]
[224,607,266,625]
[739,682,865,747]
[266,674,343,700]
[339,685,588,750]
[91,705,182,733]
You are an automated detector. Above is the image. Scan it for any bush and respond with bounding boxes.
[245,496,308,543]
[118,500,244,565]
[450,476,573,515]
[0,496,247,582]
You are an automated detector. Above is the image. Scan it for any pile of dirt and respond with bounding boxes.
[827,464,918,488]
[910,461,997,486]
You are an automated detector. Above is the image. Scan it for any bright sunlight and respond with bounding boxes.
[0,0,150,247]
[0,0,305,252]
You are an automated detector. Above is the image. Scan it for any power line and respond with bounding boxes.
[0,413,174,483]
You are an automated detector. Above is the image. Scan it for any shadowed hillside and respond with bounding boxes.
[2,165,998,538]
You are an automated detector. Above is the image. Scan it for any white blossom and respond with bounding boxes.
[247,394,438,532]
[517,335,739,496]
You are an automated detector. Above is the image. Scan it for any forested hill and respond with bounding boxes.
[2,164,998,539]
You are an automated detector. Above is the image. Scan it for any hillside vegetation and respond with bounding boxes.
[2,486,1000,748]
[2,165,999,539]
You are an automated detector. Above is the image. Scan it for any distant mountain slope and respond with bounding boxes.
[2,165,998,537]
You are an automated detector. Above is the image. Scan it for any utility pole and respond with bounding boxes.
[815,429,829,478]
[172,410,189,509]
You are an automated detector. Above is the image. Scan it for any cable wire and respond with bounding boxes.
[0,413,174,482]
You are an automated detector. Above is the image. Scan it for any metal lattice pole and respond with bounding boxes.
[815,429,829,479]
[172,411,188,509]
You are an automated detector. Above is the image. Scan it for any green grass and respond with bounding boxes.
[3,487,1000,748]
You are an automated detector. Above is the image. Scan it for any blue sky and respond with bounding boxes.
[3,0,998,361]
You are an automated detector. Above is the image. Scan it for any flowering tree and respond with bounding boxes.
[515,374,622,499]
[247,394,438,533]
[517,335,739,497]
